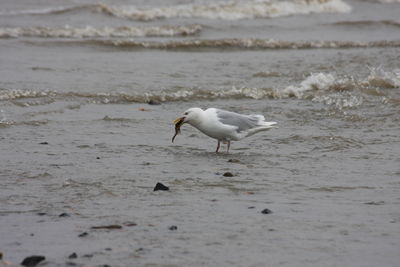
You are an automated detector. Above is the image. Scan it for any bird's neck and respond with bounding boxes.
[188,110,206,128]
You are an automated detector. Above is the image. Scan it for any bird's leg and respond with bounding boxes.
[227,141,231,153]
[216,140,220,153]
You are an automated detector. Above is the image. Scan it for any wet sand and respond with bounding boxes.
[1,0,400,266]
[1,99,399,267]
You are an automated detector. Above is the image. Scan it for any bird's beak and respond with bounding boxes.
[173,116,185,125]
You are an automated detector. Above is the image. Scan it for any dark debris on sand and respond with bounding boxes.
[91,225,123,230]
[222,172,234,177]
[261,208,273,214]
[21,255,45,267]
[154,182,169,191]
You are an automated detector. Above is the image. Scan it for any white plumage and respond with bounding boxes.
[173,107,277,152]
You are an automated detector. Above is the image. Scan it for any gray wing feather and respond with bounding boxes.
[216,109,262,132]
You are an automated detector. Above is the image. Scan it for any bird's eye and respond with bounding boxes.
[184,112,188,115]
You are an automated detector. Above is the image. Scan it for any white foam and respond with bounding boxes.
[281,73,337,98]
[312,93,364,109]
[2,68,397,109]
[366,67,400,88]
[371,0,400,3]
[0,25,202,38]
[0,89,54,100]
[0,5,87,16]
[98,0,352,21]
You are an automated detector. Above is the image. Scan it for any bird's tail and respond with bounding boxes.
[238,121,277,139]
[259,121,277,128]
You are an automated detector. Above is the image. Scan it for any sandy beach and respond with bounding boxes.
[1,0,400,266]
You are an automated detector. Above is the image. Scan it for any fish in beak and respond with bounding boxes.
[172,116,185,143]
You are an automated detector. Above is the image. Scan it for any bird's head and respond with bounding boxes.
[173,107,203,126]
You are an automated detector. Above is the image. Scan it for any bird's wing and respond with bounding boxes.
[214,109,262,132]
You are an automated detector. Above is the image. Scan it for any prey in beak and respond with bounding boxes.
[172,116,185,143]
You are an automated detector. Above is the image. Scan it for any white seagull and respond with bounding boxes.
[172,107,277,153]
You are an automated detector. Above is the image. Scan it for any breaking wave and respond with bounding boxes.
[0,0,352,20]
[0,25,202,38]
[331,20,400,28]
[370,0,400,3]
[28,38,400,50]
[1,68,398,109]
[0,5,93,16]
[281,68,400,108]
[96,0,352,21]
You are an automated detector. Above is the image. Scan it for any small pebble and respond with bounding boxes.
[96,157,101,159]
[21,255,45,267]
[123,222,137,227]
[154,182,169,191]
[364,201,384,205]
[168,225,178,231]
[39,142,48,145]
[248,206,255,209]
[37,212,47,216]
[148,99,161,105]
[78,232,88,237]
[261,208,273,214]
[68,253,77,259]
[59,212,70,217]
[223,172,234,177]
[91,225,122,230]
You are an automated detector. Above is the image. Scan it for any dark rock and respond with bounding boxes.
[66,262,77,266]
[39,142,48,145]
[222,172,234,177]
[248,206,255,209]
[37,212,47,216]
[364,201,385,205]
[168,225,178,231]
[82,254,93,258]
[91,225,122,230]
[147,99,161,105]
[228,159,240,163]
[261,208,273,214]
[96,157,101,159]
[68,253,77,259]
[78,232,88,237]
[21,255,45,267]
[123,222,137,227]
[154,182,169,191]
[59,212,70,217]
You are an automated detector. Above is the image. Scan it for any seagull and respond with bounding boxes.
[172,107,277,153]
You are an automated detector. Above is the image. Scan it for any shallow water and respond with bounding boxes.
[1,0,400,266]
